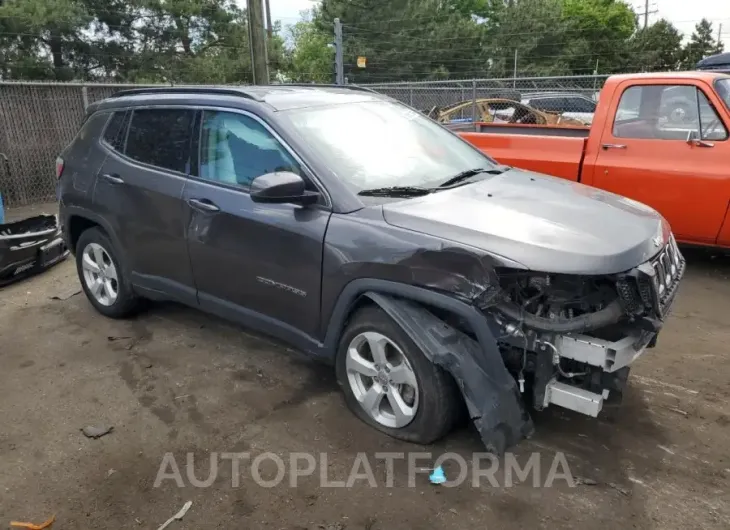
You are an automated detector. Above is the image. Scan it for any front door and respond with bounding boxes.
[93,108,197,304]
[183,109,331,341]
[590,80,730,244]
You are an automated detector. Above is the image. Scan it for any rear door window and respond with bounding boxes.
[125,109,195,173]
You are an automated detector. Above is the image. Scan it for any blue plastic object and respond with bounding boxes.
[429,466,446,485]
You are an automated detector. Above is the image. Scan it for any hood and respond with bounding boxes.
[382,169,669,275]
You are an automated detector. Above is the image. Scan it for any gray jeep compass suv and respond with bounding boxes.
[58,85,684,453]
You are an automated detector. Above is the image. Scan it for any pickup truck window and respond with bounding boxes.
[716,79,730,111]
[697,91,728,141]
[283,100,497,191]
[613,84,727,141]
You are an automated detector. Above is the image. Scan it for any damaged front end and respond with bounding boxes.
[488,235,685,418]
[0,214,69,288]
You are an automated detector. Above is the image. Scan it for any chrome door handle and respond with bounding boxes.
[692,140,715,148]
[602,144,627,150]
[187,198,220,213]
[101,173,124,184]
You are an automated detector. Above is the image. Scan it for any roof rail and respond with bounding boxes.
[269,83,381,94]
[109,86,263,101]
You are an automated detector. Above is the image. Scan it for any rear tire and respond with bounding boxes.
[336,305,461,444]
[76,227,140,319]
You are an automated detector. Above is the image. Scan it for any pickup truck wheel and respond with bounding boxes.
[76,227,140,319]
[336,306,461,444]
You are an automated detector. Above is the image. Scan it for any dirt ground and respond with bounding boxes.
[1,205,729,529]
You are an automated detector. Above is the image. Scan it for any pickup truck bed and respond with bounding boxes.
[460,125,589,181]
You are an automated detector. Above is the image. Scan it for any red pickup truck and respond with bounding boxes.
[458,72,730,248]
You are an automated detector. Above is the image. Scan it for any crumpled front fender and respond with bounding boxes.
[363,292,534,454]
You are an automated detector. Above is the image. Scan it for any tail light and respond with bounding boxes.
[55,157,65,179]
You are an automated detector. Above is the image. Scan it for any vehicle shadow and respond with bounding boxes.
[680,244,730,277]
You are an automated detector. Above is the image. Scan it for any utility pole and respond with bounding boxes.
[719,24,723,46]
[334,18,344,85]
[637,0,658,29]
[247,0,269,84]
[264,0,273,40]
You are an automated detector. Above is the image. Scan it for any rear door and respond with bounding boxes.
[183,109,330,339]
[591,80,730,244]
[93,107,197,305]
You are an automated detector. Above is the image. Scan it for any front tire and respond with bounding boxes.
[336,306,461,444]
[76,227,140,318]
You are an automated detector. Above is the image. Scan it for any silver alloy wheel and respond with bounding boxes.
[345,331,419,428]
[81,242,119,307]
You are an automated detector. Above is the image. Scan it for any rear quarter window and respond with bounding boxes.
[102,111,130,152]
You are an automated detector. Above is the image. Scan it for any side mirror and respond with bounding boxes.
[250,172,319,206]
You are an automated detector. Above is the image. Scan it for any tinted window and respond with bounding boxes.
[102,111,128,152]
[282,100,497,191]
[126,109,194,173]
[567,97,596,113]
[199,111,300,190]
[529,98,564,112]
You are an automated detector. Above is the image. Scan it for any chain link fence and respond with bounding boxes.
[0,75,609,209]
[363,75,609,125]
[0,82,160,208]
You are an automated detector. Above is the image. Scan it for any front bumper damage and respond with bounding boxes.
[364,292,534,455]
[364,236,685,454]
[537,236,685,417]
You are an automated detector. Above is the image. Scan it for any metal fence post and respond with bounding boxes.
[334,18,344,85]
[471,79,477,125]
[81,85,89,111]
[409,87,413,106]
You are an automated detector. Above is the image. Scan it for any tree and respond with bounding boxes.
[486,0,636,77]
[627,19,683,72]
[316,0,494,82]
[285,14,334,83]
[683,18,724,69]
[0,0,289,83]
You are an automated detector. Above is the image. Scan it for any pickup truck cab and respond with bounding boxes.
[459,72,730,248]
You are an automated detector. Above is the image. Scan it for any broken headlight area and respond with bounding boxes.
[483,246,684,418]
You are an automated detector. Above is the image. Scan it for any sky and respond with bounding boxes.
[252,0,730,50]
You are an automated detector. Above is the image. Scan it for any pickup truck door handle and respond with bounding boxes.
[602,143,627,150]
[101,173,124,184]
[187,198,220,213]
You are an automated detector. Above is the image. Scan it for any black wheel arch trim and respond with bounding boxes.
[321,279,534,454]
[61,206,132,283]
[62,206,122,255]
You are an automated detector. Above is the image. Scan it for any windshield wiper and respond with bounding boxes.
[438,165,512,188]
[358,186,435,197]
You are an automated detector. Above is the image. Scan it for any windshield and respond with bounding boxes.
[716,78,730,111]
[282,100,497,191]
